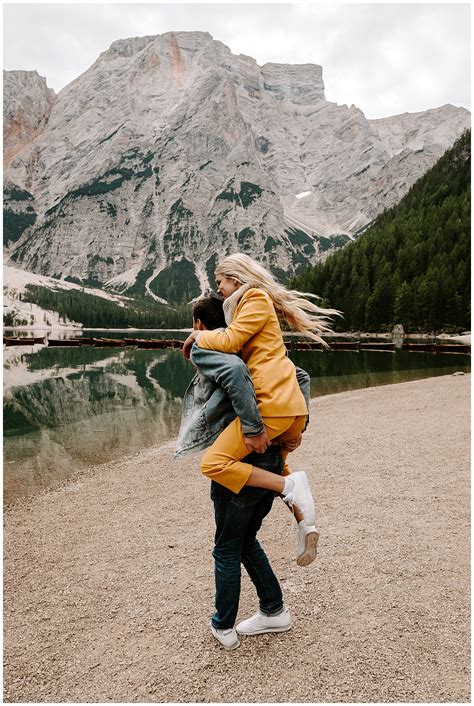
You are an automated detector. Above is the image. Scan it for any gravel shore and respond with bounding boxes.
[4,374,471,703]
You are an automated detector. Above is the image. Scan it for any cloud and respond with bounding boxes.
[3,2,470,118]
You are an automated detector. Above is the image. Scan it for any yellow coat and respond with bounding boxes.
[197,288,308,418]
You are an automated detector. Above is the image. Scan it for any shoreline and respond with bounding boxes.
[4,325,471,344]
[4,373,470,702]
[4,370,470,509]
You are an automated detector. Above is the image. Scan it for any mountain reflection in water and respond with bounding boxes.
[4,346,195,504]
[3,343,470,504]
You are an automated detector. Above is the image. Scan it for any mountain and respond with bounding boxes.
[290,130,471,333]
[3,31,470,302]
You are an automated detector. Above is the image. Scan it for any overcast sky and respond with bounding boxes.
[3,1,471,119]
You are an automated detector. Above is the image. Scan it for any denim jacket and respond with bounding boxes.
[174,343,310,459]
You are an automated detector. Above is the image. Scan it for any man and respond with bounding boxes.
[209,444,289,650]
[175,295,319,649]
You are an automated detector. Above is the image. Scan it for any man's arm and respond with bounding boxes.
[295,366,310,414]
[278,366,311,452]
[190,344,266,438]
[189,348,311,454]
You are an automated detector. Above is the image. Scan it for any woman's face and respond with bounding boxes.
[216,274,241,299]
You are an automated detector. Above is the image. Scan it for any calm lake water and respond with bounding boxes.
[3,330,470,504]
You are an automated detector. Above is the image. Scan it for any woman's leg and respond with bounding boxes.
[201,415,307,493]
[245,416,307,486]
[201,416,294,493]
[201,414,315,526]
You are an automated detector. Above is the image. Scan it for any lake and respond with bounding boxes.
[3,331,470,504]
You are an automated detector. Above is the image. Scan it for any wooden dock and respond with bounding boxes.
[3,336,46,346]
[3,336,470,354]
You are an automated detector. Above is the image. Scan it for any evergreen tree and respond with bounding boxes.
[393,281,413,326]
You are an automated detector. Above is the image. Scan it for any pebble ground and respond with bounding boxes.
[4,374,471,702]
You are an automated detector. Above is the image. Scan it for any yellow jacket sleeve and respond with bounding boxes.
[197,289,271,353]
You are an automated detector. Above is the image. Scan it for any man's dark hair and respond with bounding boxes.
[193,295,226,330]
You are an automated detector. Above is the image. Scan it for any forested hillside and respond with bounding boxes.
[291,130,471,333]
[21,286,192,329]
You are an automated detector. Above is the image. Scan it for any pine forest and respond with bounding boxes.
[291,130,471,333]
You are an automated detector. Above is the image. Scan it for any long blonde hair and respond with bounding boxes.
[216,253,342,346]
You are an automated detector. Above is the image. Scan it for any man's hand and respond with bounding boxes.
[280,433,302,452]
[243,429,271,453]
[182,331,199,359]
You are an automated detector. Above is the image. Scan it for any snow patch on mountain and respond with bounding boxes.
[105,264,142,291]
[144,269,168,304]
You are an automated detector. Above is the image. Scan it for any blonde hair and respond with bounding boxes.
[216,253,342,346]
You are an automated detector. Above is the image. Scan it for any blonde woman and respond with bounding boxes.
[183,252,339,495]
[182,253,340,644]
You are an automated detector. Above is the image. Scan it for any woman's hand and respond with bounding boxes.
[182,331,199,359]
[243,429,271,453]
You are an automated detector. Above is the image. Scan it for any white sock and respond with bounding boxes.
[283,476,295,496]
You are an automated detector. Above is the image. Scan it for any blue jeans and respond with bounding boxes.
[210,445,284,629]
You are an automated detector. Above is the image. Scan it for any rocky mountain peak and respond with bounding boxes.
[3,70,56,169]
[101,35,156,59]
[261,62,325,104]
[3,32,470,302]
[99,31,216,63]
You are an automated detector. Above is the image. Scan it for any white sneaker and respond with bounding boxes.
[210,622,240,650]
[283,471,316,526]
[297,522,319,567]
[236,607,291,635]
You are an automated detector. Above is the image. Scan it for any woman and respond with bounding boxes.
[183,253,341,525]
